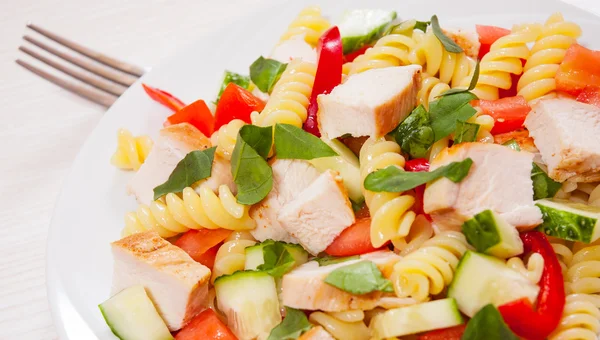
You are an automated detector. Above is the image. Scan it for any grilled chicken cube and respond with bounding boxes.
[111,231,211,331]
[442,27,481,59]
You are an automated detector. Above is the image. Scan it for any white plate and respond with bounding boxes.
[47,0,600,338]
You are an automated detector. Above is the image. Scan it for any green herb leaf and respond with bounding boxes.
[215,70,250,103]
[257,241,296,277]
[267,307,312,340]
[462,304,519,340]
[429,92,478,142]
[250,56,287,93]
[364,158,473,192]
[439,60,480,97]
[315,255,360,267]
[324,261,394,294]
[274,124,337,159]
[461,210,501,253]
[231,125,273,205]
[153,147,216,200]
[531,163,561,200]
[351,199,364,212]
[414,20,431,32]
[391,105,434,159]
[502,139,521,151]
[431,15,463,53]
[454,120,480,144]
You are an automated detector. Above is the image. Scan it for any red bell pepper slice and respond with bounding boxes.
[142,83,186,112]
[404,158,430,172]
[214,83,266,130]
[418,324,466,340]
[165,99,215,136]
[498,231,565,340]
[343,44,370,63]
[404,159,431,219]
[303,26,343,137]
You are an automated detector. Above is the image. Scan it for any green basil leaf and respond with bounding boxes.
[531,163,561,200]
[250,56,287,93]
[315,255,360,267]
[439,60,480,97]
[153,147,216,200]
[429,92,478,142]
[274,124,337,159]
[414,20,431,32]
[324,261,394,294]
[364,158,473,192]
[267,307,312,340]
[215,70,250,103]
[502,139,521,151]
[431,15,464,53]
[462,304,519,340]
[257,241,296,277]
[231,125,273,205]
[391,105,434,159]
[351,199,364,212]
[454,120,480,144]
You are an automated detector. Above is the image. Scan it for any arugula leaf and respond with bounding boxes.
[414,20,431,32]
[439,60,480,97]
[454,120,480,144]
[531,163,561,200]
[364,158,473,192]
[153,147,216,200]
[324,261,394,294]
[257,241,296,277]
[315,255,359,267]
[267,307,312,340]
[429,92,478,142]
[462,304,519,340]
[392,105,435,159]
[274,124,337,159]
[431,15,464,53]
[215,70,250,103]
[502,139,521,151]
[231,125,273,205]
[250,56,287,93]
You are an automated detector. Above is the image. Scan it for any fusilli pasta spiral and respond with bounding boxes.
[309,311,370,340]
[465,107,495,144]
[210,119,245,160]
[555,182,600,207]
[212,231,256,283]
[278,6,330,47]
[346,34,417,75]
[110,128,153,171]
[418,74,450,109]
[393,214,434,256]
[122,185,256,238]
[359,137,415,248]
[251,59,316,128]
[507,253,545,284]
[391,231,470,302]
[517,13,581,102]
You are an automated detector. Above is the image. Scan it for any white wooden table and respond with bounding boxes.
[0,0,598,339]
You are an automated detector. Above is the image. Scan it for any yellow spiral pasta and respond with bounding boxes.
[391,231,470,302]
[418,74,450,109]
[309,311,370,340]
[555,182,600,207]
[517,13,581,102]
[212,231,256,283]
[359,137,415,248]
[122,185,256,238]
[465,107,495,144]
[278,6,330,47]
[507,253,545,284]
[210,119,245,160]
[393,214,434,256]
[251,59,316,128]
[110,128,153,171]
[550,294,600,340]
[346,33,417,75]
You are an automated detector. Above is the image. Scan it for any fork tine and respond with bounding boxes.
[23,35,138,87]
[19,45,128,96]
[27,23,145,77]
[16,59,117,107]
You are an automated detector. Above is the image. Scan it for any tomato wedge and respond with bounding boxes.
[472,96,531,134]
[142,83,186,112]
[175,309,237,340]
[325,218,383,256]
[476,25,510,59]
[576,86,600,108]
[175,229,232,264]
[556,44,600,96]
[343,44,370,63]
[166,99,215,136]
[214,83,265,130]
[418,325,467,340]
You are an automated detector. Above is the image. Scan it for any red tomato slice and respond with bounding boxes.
[476,25,510,59]
[175,309,237,340]
[343,44,370,63]
[166,99,215,136]
[175,229,232,264]
[418,325,467,340]
[472,96,531,134]
[556,44,600,96]
[576,86,600,108]
[325,218,383,256]
[194,244,220,269]
[214,83,265,130]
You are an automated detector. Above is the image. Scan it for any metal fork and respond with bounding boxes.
[16,24,146,107]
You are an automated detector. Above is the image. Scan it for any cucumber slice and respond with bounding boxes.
[245,240,309,270]
[99,285,173,340]
[448,251,539,317]
[215,270,281,339]
[338,9,397,54]
[309,138,364,203]
[370,298,463,338]
[462,210,523,258]
[536,198,600,243]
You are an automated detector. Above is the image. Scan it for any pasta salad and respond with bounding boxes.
[103,6,600,340]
